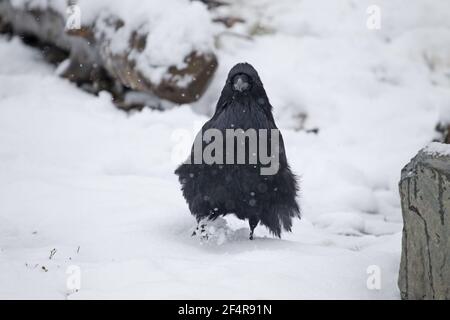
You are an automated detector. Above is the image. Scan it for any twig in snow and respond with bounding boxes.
[49,248,57,260]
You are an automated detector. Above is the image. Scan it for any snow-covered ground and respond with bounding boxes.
[1,0,450,299]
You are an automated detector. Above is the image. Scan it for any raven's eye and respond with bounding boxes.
[232,73,250,92]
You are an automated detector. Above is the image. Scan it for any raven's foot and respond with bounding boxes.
[191,217,230,245]
[248,216,259,240]
[191,222,209,241]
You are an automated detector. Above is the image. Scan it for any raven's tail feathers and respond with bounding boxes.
[260,202,300,238]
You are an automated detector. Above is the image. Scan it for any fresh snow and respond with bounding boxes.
[11,0,215,85]
[1,0,450,299]
[423,142,450,157]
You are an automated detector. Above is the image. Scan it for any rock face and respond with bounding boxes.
[399,146,450,299]
[0,0,218,105]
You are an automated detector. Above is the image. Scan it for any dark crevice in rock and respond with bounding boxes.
[402,226,409,299]
[413,175,418,200]
[438,173,445,225]
[18,33,69,64]
[408,205,436,299]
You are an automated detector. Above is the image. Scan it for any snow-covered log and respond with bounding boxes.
[398,143,450,299]
[0,0,218,104]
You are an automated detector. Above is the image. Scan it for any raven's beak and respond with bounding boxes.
[233,74,250,92]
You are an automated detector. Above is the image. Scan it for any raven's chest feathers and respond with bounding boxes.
[194,98,286,168]
[175,99,291,218]
[211,98,275,130]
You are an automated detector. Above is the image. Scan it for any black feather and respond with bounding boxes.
[175,63,300,238]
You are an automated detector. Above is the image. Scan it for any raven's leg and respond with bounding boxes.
[249,216,259,240]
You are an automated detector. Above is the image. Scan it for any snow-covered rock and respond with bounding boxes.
[0,0,218,103]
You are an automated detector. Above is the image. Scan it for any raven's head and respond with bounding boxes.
[226,63,263,95]
[215,63,271,113]
[213,63,273,118]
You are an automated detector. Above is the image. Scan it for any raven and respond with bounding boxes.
[175,63,300,239]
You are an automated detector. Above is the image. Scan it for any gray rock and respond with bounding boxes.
[399,147,450,299]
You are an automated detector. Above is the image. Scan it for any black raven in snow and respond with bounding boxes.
[175,63,300,239]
